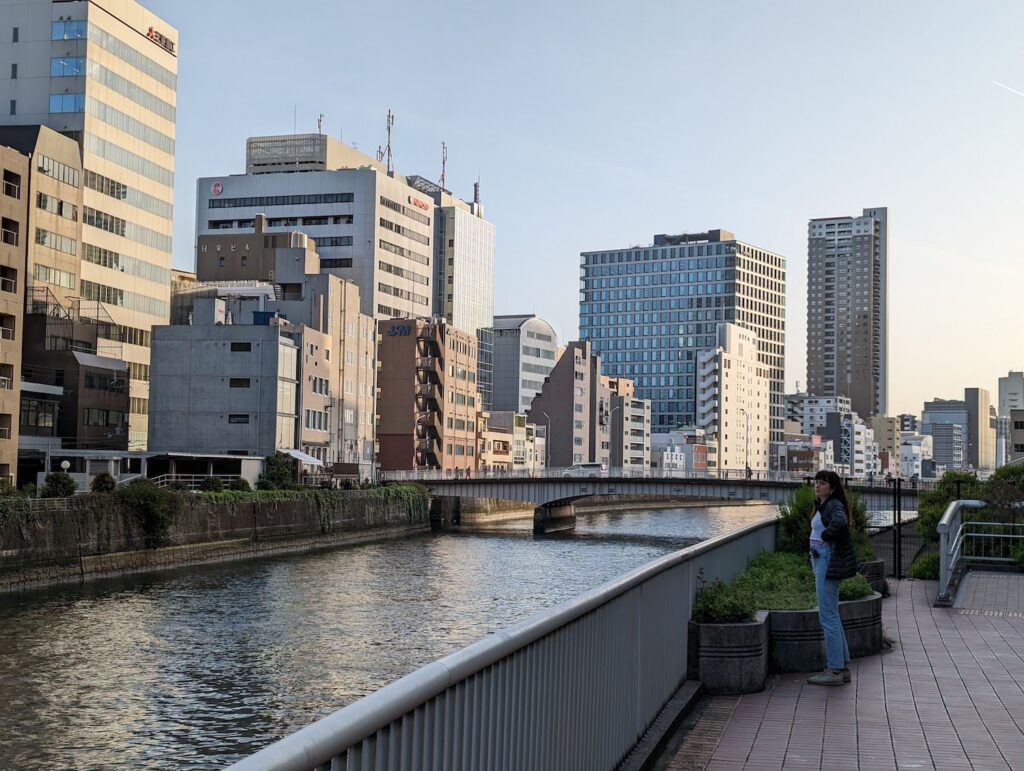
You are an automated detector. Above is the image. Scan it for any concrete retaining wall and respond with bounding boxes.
[0,491,430,591]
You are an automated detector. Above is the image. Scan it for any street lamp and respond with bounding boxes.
[541,411,551,472]
[739,408,750,479]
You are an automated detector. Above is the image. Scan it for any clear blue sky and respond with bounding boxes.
[149,0,1024,417]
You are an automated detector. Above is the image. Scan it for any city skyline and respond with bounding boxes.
[144,0,1024,417]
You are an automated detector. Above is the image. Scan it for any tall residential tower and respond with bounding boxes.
[806,208,887,418]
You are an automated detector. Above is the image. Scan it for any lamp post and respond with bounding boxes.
[541,411,551,472]
[739,408,750,479]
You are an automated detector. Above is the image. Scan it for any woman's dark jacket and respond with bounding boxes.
[817,497,859,580]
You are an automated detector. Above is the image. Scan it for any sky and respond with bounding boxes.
[147,0,1024,418]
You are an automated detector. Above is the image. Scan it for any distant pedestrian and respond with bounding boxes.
[807,469,858,686]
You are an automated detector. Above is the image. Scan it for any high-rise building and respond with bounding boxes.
[1,0,179,450]
[579,229,786,449]
[696,323,771,473]
[606,376,651,472]
[921,398,967,470]
[490,314,559,413]
[806,208,888,418]
[998,371,1024,416]
[964,387,996,472]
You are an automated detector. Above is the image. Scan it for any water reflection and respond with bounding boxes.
[0,503,776,769]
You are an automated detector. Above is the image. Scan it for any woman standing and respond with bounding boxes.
[807,470,859,686]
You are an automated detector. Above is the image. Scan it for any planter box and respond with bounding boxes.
[691,610,769,694]
[860,559,886,594]
[769,592,882,673]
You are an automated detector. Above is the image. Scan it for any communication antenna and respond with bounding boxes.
[383,109,394,174]
[439,141,448,189]
[317,113,324,134]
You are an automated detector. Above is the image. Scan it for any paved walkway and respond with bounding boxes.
[660,575,1024,770]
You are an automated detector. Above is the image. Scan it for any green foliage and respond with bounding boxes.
[0,477,16,497]
[908,552,940,580]
[838,573,873,601]
[199,476,224,492]
[90,472,117,493]
[916,471,980,542]
[258,454,297,490]
[731,552,815,610]
[775,484,816,554]
[692,580,756,623]
[167,481,190,492]
[114,478,180,548]
[228,478,252,492]
[1012,544,1024,568]
[41,472,77,498]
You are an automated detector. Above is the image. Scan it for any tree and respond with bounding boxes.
[41,472,77,498]
[258,454,297,489]
[916,470,980,541]
[90,472,117,493]
[228,478,252,492]
[199,476,224,492]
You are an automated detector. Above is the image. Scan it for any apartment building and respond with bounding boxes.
[0,0,179,449]
[377,317,480,473]
[921,398,968,470]
[479,411,546,475]
[607,377,651,471]
[806,208,888,418]
[784,393,853,437]
[580,229,786,451]
[696,323,771,473]
[964,387,996,472]
[0,143,27,483]
[490,314,559,414]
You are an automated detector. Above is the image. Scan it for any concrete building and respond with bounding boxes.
[696,323,771,474]
[377,317,480,474]
[151,231,376,476]
[821,410,877,478]
[900,432,933,479]
[898,413,918,432]
[1,0,179,449]
[607,377,651,472]
[921,398,968,470]
[1008,409,1024,465]
[526,340,610,469]
[480,411,545,474]
[806,208,888,417]
[785,393,853,437]
[0,143,27,483]
[998,371,1024,416]
[776,422,834,477]
[651,427,712,474]
[964,387,996,472]
[579,229,786,450]
[869,416,899,475]
[490,314,559,413]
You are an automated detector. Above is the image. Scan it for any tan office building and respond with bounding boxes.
[0,144,28,484]
[377,317,480,473]
[1,0,179,449]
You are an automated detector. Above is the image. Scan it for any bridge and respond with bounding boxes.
[381,469,924,533]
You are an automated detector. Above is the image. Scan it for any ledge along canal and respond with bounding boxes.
[0,501,777,769]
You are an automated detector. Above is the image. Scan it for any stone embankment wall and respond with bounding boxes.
[0,489,429,591]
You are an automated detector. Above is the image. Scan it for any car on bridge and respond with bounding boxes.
[561,462,608,478]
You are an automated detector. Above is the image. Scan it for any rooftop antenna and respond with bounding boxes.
[384,109,394,174]
[317,112,324,134]
[474,176,481,204]
[439,141,448,189]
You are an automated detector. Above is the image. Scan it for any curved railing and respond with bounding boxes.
[228,518,777,771]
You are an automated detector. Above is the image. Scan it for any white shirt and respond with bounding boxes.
[810,510,825,547]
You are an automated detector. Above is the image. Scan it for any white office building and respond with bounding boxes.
[785,393,853,437]
[490,314,558,413]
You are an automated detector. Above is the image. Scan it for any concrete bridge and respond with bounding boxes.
[389,472,923,533]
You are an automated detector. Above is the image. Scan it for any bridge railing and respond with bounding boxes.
[936,499,1020,604]
[227,517,777,771]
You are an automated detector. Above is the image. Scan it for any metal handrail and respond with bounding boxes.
[228,518,776,771]
[936,499,988,604]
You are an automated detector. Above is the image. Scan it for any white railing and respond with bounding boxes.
[937,499,1023,604]
[147,473,241,490]
[228,517,777,771]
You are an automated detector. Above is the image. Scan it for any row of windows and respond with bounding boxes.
[99,323,151,348]
[21,399,56,431]
[87,61,175,122]
[379,196,430,226]
[378,260,429,286]
[48,92,85,114]
[82,243,170,285]
[88,98,175,157]
[86,22,177,90]
[208,192,353,209]
[129,362,150,382]
[50,20,87,41]
[34,263,76,289]
[37,192,77,221]
[378,282,428,306]
[377,303,404,317]
[522,346,555,360]
[378,238,430,267]
[84,372,126,392]
[130,397,148,415]
[37,156,79,187]
[316,236,352,247]
[379,217,430,246]
[35,227,76,255]
[83,207,172,253]
[320,258,352,269]
[85,134,173,188]
[311,376,329,395]
[84,170,173,221]
[80,280,169,318]
[50,56,85,77]
[304,409,329,432]
[83,408,125,427]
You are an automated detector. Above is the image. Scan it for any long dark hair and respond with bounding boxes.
[813,469,850,514]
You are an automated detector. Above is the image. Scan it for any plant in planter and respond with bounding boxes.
[690,580,768,695]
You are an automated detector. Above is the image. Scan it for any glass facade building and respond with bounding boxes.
[579,230,786,448]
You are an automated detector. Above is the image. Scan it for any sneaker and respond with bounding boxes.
[842,668,851,683]
[807,670,845,686]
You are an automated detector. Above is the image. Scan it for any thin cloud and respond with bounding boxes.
[993,80,1024,99]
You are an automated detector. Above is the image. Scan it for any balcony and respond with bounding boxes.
[416,438,439,453]
[416,383,440,399]
[415,356,440,371]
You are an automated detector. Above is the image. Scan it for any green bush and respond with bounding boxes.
[258,454,297,490]
[0,478,16,497]
[1012,544,1024,568]
[692,580,755,624]
[838,573,873,601]
[908,552,940,580]
[916,471,980,542]
[114,478,180,548]
[199,476,224,492]
[228,478,251,492]
[41,471,77,498]
[776,484,873,560]
[90,472,117,493]
[731,551,816,610]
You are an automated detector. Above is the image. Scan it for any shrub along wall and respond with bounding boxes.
[0,486,430,591]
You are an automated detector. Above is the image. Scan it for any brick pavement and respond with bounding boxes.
[662,576,1024,770]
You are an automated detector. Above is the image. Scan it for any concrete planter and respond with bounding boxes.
[769,592,882,673]
[691,610,769,694]
[860,559,886,594]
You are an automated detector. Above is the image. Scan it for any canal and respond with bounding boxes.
[0,502,777,770]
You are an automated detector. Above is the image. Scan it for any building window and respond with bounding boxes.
[10,63,16,79]
[230,342,251,352]
[8,99,14,116]
[228,414,250,424]
[229,378,251,388]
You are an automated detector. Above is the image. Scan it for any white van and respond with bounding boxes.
[561,462,608,478]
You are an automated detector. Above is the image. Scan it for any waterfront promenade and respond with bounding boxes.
[659,573,1024,770]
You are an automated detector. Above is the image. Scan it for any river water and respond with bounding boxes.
[0,503,776,770]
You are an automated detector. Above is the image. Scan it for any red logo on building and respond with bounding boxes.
[147,26,176,54]
[408,196,430,211]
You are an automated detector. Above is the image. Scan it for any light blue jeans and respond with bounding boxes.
[811,543,850,670]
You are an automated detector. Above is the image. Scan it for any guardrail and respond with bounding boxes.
[228,517,777,771]
[936,499,997,604]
